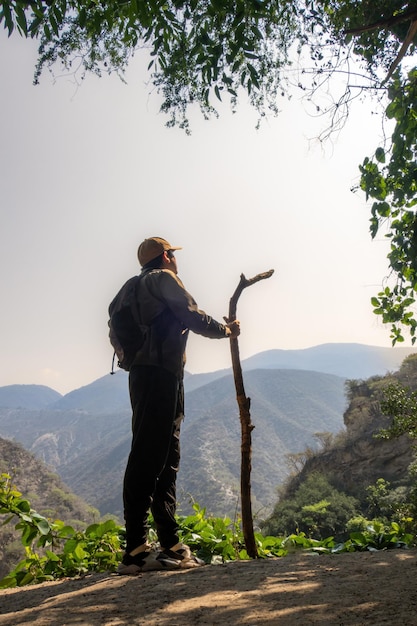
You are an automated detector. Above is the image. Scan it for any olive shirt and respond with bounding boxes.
[132,268,229,379]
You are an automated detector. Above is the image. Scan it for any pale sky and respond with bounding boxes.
[0,31,405,394]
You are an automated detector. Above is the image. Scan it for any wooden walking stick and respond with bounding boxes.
[227,269,274,558]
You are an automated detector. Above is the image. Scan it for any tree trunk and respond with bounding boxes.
[228,269,274,559]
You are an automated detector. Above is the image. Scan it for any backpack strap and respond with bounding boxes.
[111,351,117,375]
[129,274,143,326]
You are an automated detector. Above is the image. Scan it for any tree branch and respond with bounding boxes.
[384,19,417,82]
[228,269,274,559]
[344,7,417,36]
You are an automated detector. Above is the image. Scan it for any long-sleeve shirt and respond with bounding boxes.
[132,268,228,378]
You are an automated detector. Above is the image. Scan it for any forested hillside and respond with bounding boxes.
[0,438,98,580]
[263,354,417,537]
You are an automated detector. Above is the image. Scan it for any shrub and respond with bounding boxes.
[262,473,359,540]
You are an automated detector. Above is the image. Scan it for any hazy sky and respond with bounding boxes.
[0,31,406,394]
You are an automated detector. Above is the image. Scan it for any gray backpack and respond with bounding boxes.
[108,275,147,373]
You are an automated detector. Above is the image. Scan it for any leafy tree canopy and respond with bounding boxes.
[2,1,417,339]
[360,67,417,345]
[0,1,415,128]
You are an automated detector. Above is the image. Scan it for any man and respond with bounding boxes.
[117,236,240,574]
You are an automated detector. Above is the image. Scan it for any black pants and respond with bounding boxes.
[123,365,183,552]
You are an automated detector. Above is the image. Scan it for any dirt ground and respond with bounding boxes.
[1,549,417,626]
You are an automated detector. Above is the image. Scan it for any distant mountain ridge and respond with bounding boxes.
[0,343,416,519]
[1,343,414,404]
[184,343,417,392]
[0,384,62,409]
[243,343,417,377]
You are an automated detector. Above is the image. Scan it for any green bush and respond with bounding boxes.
[262,473,359,540]
[346,515,373,534]
[341,520,414,552]
[1,473,416,589]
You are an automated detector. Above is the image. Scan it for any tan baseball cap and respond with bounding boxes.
[137,237,182,266]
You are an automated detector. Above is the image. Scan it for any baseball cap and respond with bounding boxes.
[137,237,182,266]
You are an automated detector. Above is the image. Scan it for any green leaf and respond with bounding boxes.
[15,6,28,35]
[251,25,263,40]
[35,518,51,535]
[1,1,14,35]
[78,7,87,28]
[57,525,75,537]
[375,147,385,163]
[74,543,87,560]
[0,575,17,589]
[18,571,35,587]
[52,5,63,25]
[28,16,43,35]
[16,500,31,513]
[375,201,391,217]
[64,539,78,555]
[85,523,100,536]
[49,12,59,36]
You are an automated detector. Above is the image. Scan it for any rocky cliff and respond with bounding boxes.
[277,354,417,504]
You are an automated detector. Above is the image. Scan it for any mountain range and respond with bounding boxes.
[184,342,417,392]
[0,343,415,519]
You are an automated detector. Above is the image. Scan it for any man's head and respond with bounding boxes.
[137,237,182,273]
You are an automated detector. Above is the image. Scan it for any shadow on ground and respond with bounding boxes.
[1,550,417,625]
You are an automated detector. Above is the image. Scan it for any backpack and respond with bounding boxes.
[108,274,148,373]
